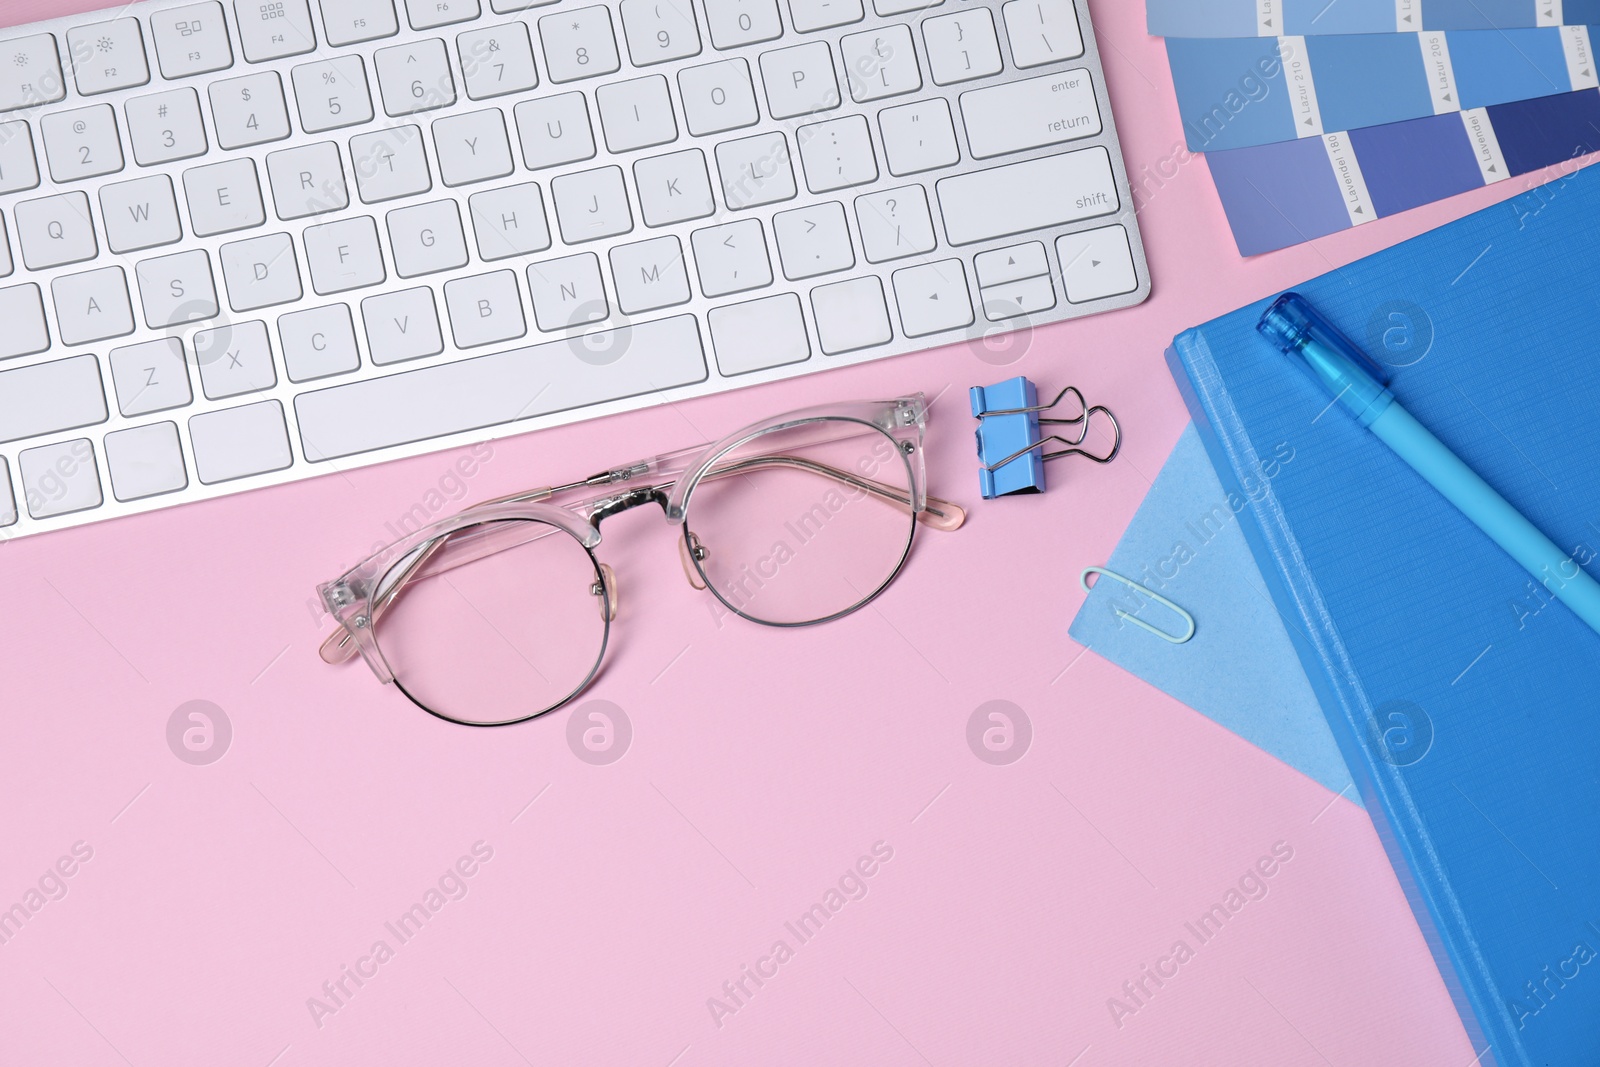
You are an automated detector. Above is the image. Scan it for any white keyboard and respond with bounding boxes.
[0,0,1147,539]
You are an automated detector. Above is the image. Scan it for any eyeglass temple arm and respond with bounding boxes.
[319,455,966,666]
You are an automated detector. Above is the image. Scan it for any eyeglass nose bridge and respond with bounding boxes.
[587,485,670,527]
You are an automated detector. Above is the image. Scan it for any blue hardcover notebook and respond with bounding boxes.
[1167,168,1600,1065]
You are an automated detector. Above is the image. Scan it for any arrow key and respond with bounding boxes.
[974,240,1047,287]
[1055,224,1138,305]
[891,258,972,337]
[980,275,1054,321]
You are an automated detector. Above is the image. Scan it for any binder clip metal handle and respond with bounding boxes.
[969,376,1122,499]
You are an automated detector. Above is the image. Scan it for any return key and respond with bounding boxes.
[959,70,1101,160]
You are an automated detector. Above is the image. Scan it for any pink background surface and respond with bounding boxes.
[3,0,1553,1062]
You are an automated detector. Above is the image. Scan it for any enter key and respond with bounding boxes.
[959,69,1101,159]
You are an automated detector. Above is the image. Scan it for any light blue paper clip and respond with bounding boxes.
[1080,566,1197,644]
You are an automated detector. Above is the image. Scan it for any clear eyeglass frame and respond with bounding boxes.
[317,394,966,727]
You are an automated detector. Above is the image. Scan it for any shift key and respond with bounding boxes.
[960,70,1101,159]
[936,147,1119,246]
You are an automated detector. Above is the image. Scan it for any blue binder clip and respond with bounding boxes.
[969,376,1121,499]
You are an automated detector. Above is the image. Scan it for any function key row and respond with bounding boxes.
[0,0,1083,112]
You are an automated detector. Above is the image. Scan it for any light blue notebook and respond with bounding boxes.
[1069,425,1358,805]
[1162,165,1600,1066]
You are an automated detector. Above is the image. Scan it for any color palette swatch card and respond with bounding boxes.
[1168,28,1595,153]
[1205,88,1600,254]
[1149,0,1600,37]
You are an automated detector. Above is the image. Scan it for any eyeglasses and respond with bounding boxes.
[317,395,966,726]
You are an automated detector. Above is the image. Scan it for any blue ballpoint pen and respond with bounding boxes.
[1258,292,1600,639]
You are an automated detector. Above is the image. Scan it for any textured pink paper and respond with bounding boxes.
[0,1,1529,1062]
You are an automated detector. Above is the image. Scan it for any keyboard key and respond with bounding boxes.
[322,0,400,46]
[281,304,360,381]
[210,72,292,148]
[772,200,852,279]
[1004,0,1083,67]
[527,253,606,329]
[0,458,14,526]
[938,147,1117,246]
[292,56,375,133]
[878,99,959,176]
[189,399,293,483]
[704,0,783,48]
[708,293,808,375]
[221,232,303,310]
[20,439,102,519]
[469,182,552,259]
[980,274,1054,319]
[974,241,1048,286]
[811,275,891,354]
[619,0,702,65]
[375,39,457,115]
[42,105,124,183]
[0,284,51,359]
[434,109,515,185]
[875,0,939,13]
[691,218,770,297]
[715,132,795,210]
[458,23,539,100]
[540,7,622,83]
[922,9,1001,85]
[54,266,135,345]
[492,0,559,9]
[362,287,445,363]
[855,185,935,262]
[444,270,527,347]
[788,0,862,32]
[841,27,921,102]
[0,36,66,113]
[387,199,469,277]
[961,70,1099,160]
[266,141,350,218]
[195,319,278,398]
[293,316,707,461]
[0,217,12,277]
[0,121,41,195]
[1056,225,1137,303]
[634,148,714,226]
[126,88,209,166]
[236,0,318,62]
[152,3,235,79]
[513,92,596,169]
[678,59,758,136]
[109,338,192,416]
[551,166,633,243]
[16,192,98,270]
[891,258,972,336]
[183,158,266,236]
[68,19,151,96]
[0,355,106,444]
[610,236,690,313]
[405,0,481,29]
[350,126,432,201]
[105,422,188,501]
[305,215,386,294]
[797,114,876,193]
[760,43,839,119]
[135,249,219,327]
[597,75,677,153]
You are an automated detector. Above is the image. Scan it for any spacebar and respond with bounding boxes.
[295,315,708,462]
